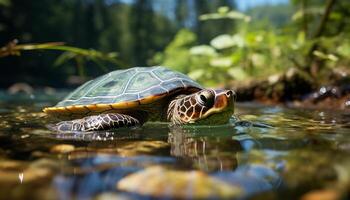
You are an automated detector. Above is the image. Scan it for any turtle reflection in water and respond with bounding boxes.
[44,66,236,132]
[169,127,242,171]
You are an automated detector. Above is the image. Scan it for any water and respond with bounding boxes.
[0,91,349,200]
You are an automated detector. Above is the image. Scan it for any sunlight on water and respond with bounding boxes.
[0,92,349,199]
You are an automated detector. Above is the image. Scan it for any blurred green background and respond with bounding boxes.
[0,0,349,90]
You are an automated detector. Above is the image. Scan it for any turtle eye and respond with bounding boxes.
[197,90,215,107]
[200,94,207,102]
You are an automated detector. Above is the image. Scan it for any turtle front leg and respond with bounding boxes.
[52,113,142,132]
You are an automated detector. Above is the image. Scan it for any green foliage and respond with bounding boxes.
[0,0,9,6]
[1,0,350,89]
[0,40,122,77]
[0,0,180,87]
[154,2,350,87]
[154,7,291,86]
[153,29,197,73]
[51,46,122,76]
[246,4,293,29]
[199,6,251,22]
[155,28,290,85]
[0,0,238,87]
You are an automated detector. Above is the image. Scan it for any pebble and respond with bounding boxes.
[50,144,75,154]
[117,166,243,199]
[300,189,340,200]
[20,134,30,139]
[0,160,26,170]
[94,193,133,200]
[0,159,58,184]
[345,100,350,107]
[117,141,169,156]
[337,142,350,152]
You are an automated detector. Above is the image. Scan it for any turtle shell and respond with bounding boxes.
[44,66,203,117]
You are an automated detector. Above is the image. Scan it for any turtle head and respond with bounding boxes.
[168,89,236,125]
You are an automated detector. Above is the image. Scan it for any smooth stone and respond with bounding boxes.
[50,144,75,154]
[0,160,27,170]
[117,141,170,156]
[0,159,58,184]
[117,166,243,199]
[94,192,133,200]
[29,158,60,171]
[300,189,340,200]
[22,168,53,183]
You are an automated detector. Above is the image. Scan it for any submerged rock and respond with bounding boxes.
[50,144,75,154]
[300,189,341,200]
[117,166,243,199]
[117,141,170,156]
[7,82,34,95]
[0,158,59,185]
[94,192,132,200]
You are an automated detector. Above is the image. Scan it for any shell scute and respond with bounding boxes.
[126,72,160,93]
[44,66,203,115]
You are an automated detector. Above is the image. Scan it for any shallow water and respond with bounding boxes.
[0,91,349,200]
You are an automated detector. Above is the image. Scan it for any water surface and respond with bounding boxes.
[0,91,349,200]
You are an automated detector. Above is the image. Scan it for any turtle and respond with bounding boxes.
[43,66,236,132]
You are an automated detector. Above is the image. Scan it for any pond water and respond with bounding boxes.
[0,91,349,200]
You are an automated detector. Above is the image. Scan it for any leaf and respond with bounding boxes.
[167,29,197,48]
[292,6,324,21]
[336,43,350,57]
[228,67,248,80]
[210,34,245,50]
[210,34,235,49]
[231,34,245,48]
[54,52,75,67]
[210,57,232,68]
[313,50,338,62]
[217,6,229,14]
[188,69,205,80]
[200,10,250,22]
[251,53,266,67]
[190,45,217,56]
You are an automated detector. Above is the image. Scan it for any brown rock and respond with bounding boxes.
[117,166,243,199]
[300,189,340,200]
[50,144,75,154]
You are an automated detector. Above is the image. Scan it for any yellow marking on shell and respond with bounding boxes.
[110,101,139,109]
[139,93,167,105]
[43,106,71,117]
[65,105,89,114]
[86,104,112,112]
[42,107,50,113]
[43,107,66,114]
[43,92,169,117]
[43,101,139,116]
